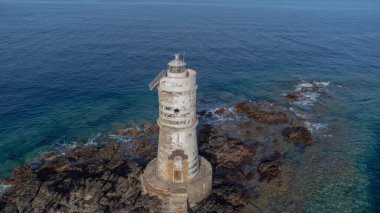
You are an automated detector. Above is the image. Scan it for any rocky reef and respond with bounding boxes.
[0,100,315,212]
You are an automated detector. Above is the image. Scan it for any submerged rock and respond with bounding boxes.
[282,126,314,144]
[257,152,282,182]
[214,108,226,116]
[234,101,289,124]
[197,110,207,116]
[284,92,300,101]
[283,81,330,104]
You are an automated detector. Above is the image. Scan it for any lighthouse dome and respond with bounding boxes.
[167,54,187,77]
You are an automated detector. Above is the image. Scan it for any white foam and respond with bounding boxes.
[295,82,314,92]
[87,133,101,145]
[305,121,328,133]
[199,106,248,129]
[289,107,310,119]
[293,92,320,108]
[108,134,133,143]
[313,81,330,87]
[294,81,329,92]
[291,81,331,108]
[0,184,11,196]
[57,141,78,155]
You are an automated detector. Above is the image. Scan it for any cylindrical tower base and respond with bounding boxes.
[141,157,212,206]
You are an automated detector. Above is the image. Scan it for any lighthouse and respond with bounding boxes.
[143,54,212,211]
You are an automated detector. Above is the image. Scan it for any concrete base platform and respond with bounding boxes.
[141,157,212,209]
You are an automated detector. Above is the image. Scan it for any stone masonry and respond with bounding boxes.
[142,54,212,212]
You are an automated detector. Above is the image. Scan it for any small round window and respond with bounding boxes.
[174,109,180,113]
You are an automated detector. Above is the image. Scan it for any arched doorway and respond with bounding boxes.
[173,156,183,182]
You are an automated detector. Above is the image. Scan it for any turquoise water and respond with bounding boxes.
[0,0,379,211]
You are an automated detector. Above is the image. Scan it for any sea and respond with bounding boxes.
[0,0,379,212]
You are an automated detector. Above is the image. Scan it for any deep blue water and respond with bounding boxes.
[0,0,379,211]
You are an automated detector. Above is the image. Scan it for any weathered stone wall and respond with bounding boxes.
[157,125,199,182]
[157,69,197,129]
[187,157,213,205]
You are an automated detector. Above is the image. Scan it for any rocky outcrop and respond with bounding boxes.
[1,100,315,212]
[214,108,226,116]
[201,136,255,169]
[282,126,314,144]
[234,101,289,124]
[0,142,163,213]
[284,93,300,101]
[197,124,219,144]
[143,124,159,136]
[257,152,282,182]
[114,127,144,138]
[194,136,254,212]
[191,181,249,213]
[283,81,329,103]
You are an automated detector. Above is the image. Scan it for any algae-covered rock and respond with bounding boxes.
[282,126,314,144]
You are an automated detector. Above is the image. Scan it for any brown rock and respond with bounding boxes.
[143,124,159,136]
[214,108,226,116]
[0,100,317,212]
[284,92,300,101]
[282,126,313,144]
[114,128,144,138]
[234,101,288,124]
[191,181,249,213]
[238,122,252,129]
[202,136,255,169]
[257,152,282,182]
[197,124,219,144]
[0,141,163,212]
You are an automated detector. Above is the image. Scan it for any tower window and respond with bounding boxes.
[174,109,180,113]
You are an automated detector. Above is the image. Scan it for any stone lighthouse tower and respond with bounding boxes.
[143,54,212,212]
